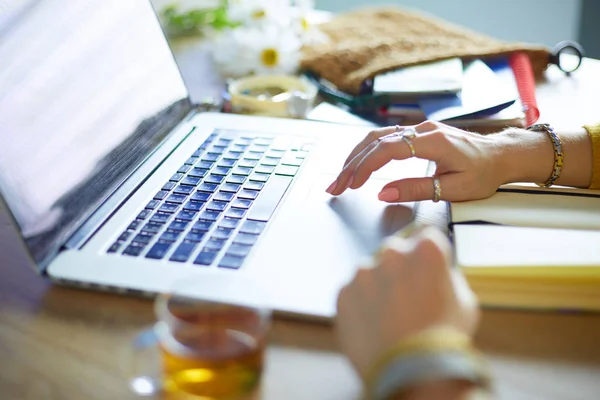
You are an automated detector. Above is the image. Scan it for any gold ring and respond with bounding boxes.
[433,177,442,203]
[401,136,416,157]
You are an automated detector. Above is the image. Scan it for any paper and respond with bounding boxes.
[419,59,517,121]
[373,58,463,95]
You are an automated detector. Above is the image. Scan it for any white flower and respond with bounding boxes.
[228,0,292,28]
[211,25,302,77]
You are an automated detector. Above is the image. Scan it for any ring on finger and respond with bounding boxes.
[432,177,442,203]
[401,136,416,157]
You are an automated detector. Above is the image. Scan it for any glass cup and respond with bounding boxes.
[129,274,271,399]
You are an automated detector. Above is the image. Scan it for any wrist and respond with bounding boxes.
[494,128,554,185]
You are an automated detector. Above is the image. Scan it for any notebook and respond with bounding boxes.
[450,184,600,311]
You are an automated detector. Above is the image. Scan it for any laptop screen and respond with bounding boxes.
[0,0,192,267]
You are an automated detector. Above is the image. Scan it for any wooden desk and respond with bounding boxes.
[2,49,600,399]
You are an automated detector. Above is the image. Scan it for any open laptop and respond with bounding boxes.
[0,0,428,320]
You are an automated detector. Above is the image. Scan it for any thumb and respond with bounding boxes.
[377,175,458,203]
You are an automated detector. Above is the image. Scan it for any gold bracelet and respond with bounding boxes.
[527,123,564,188]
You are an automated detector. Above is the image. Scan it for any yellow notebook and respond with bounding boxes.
[450,184,600,311]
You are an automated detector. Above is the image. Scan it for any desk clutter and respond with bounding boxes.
[300,8,584,130]
[451,185,600,311]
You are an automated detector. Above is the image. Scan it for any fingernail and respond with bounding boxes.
[346,175,354,190]
[326,180,337,194]
[378,188,400,202]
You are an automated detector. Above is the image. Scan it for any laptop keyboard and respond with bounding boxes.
[106,129,313,269]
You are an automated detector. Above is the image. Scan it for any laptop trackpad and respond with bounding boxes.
[248,174,415,317]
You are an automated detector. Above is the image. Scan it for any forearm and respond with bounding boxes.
[496,127,593,188]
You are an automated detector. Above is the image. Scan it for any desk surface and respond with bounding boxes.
[1,44,600,399]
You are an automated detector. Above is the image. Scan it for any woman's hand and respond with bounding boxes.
[336,226,479,380]
[326,121,516,203]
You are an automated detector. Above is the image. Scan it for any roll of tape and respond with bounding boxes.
[227,75,318,118]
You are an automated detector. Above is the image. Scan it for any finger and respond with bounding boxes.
[377,174,458,203]
[329,139,380,195]
[349,133,448,190]
[343,126,399,167]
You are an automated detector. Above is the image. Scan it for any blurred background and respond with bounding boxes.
[316,0,598,58]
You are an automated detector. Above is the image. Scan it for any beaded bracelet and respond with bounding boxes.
[527,123,564,188]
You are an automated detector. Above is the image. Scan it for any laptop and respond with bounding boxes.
[0,0,428,320]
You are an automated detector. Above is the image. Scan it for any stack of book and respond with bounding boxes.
[450,184,600,311]
[373,57,526,130]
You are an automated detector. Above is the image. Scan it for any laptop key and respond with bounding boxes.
[202,153,220,162]
[204,174,225,184]
[127,221,142,231]
[188,167,208,178]
[198,183,218,193]
[226,244,253,257]
[221,183,241,193]
[178,164,191,173]
[167,221,189,232]
[196,160,214,169]
[117,232,132,242]
[275,165,299,176]
[206,200,228,212]
[225,208,246,219]
[217,159,236,168]
[218,255,244,270]
[246,175,292,222]
[224,151,243,160]
[175,210,197,221]
[239,220,266,235]
[204,238,226,250]
[255,165,275,174]
[184,231,205,243]
[170,173,184,182]
[192,220,213,232]
[213,191,235,202]
[199,210,221,221]
[154,190,169,200]
[123,245,145,257]
[249,173,269,183]
[107,242,122,253]
[211,228,233,240]
[174,185,194,195]
[181,176,201,186]
[137,210,152,220]
[132,234,153,245]
[233,233,259,246]
[213,167,231,176]
[166,194,187,204]
[281,156,302,167]
[261,157,280,166]
[238,159,258,168]
[145,200,160,210]
[226,175,246,185]
[146,242,172,260]
[150,213,171,224]
[192,149,203,157]
[237,189,259,200]
[141,223,163,234]
[232,199,252,209]
[170,242,198,263]
[159,231,181,243]
[244,181,264,191]
[183,201,204,212]
[219,217,240,229]
[194,251,218,266]
[184,157,196,165]
[232,167,252,176]
[162,182,176,191]
[158,203,179,214]
[190,192,211,202]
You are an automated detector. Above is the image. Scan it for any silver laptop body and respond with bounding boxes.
[0,0,427,320]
